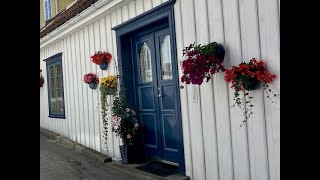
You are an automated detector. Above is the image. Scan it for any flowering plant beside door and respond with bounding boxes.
[83,73,99,89]
[224,58,279,126]
[90,51,112,70]
[111,90,139,163]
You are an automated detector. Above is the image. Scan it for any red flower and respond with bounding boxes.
[91,51,112,65]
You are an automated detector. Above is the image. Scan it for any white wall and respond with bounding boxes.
[174,0,280,180]
[40,0,280,179]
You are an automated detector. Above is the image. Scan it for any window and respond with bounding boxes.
[44,0,52,20]
[45,53,65,118]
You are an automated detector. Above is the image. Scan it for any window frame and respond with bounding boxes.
[44,53,66,119]
[43,0,52,21]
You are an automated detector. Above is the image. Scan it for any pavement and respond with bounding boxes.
[40,132,131,180]
[40,128,190,180]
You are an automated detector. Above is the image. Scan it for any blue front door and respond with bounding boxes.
[132,26,179,163]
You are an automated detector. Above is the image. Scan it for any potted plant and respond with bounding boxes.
[180,42,226,85]
[224,58,279,126]
[111,91,139,164]
[83,73,99,89]
[90,51,112,70]
[40,69,44,87]
[100,75,117,95]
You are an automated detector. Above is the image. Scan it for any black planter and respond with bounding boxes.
[243,78,260,90]
[89,82,97,89]
[99,62,109,70]
[211,42,225,63]
[119,145,136,164]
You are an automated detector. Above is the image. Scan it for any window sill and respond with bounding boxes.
[48,115,66,119]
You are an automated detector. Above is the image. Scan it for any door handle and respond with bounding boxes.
[158,87,162,97]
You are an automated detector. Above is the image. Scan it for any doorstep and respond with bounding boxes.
[104,160,190,180]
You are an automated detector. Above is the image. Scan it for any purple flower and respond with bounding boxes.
[126,108,130,112]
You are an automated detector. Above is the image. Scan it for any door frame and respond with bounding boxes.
[112,0,186,174]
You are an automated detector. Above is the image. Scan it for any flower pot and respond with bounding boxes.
[213,42,225,63]
[99,62,108,70]
[243,78,260,91]
[106,87,117,95]
[119,145,136,164]
[89,82,97,89]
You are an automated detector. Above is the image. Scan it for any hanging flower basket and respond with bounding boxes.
[83,73,99,90]
[181,42,226,85]
[106,87,117,95]
[90,51,112,70]
[224,58,279,126]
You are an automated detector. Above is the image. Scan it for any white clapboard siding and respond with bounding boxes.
[257,0,280,180]
[239,0,270,179]
[152,0,161,8]
[180,1,206,180]
[221,0,252,179]
[194,0,221,180]
[40,1,280,180]
[173,1,193,178]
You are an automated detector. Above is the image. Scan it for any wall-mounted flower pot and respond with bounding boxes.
[243,78,260,91]
[89,82,98,89]
[99,62,108,70]
[212,42,225,63]
[106,87,117,95]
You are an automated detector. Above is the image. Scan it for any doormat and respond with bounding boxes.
[135,161,179,177]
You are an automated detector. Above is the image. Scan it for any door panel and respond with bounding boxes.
[132,26,179,163]
[133,32,162,159]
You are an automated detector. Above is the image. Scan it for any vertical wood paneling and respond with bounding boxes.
[88,24,98,150]
[143,0,152,11]
[128,1,136,19]
[174,0,193,178]
[83,26,93,148]
[152,0,161,8]
[221,0,252,179]
[180,0,206,179]
[99,17,108,154]
[93,21,101,151]
[194,0,220,180]
[257,0,280,180]
[70,34,79,142]
[77,29,86,146]
[105,14,115,158]
[135,0,144,16]
[74,31,84,145]
[239,0,270,179]
[121,5,129,22]
[62,38,71,139]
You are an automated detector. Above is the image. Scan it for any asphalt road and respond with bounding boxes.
[40,133,131,180]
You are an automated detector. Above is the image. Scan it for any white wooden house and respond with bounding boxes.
[40,0,280,180]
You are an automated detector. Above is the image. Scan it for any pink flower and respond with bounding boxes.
[113,125,119,130]
[127,134,131,139]
[131,110,136,116]
[134,123,139,129]
[126,108,130,112]
[112,116,117,122]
